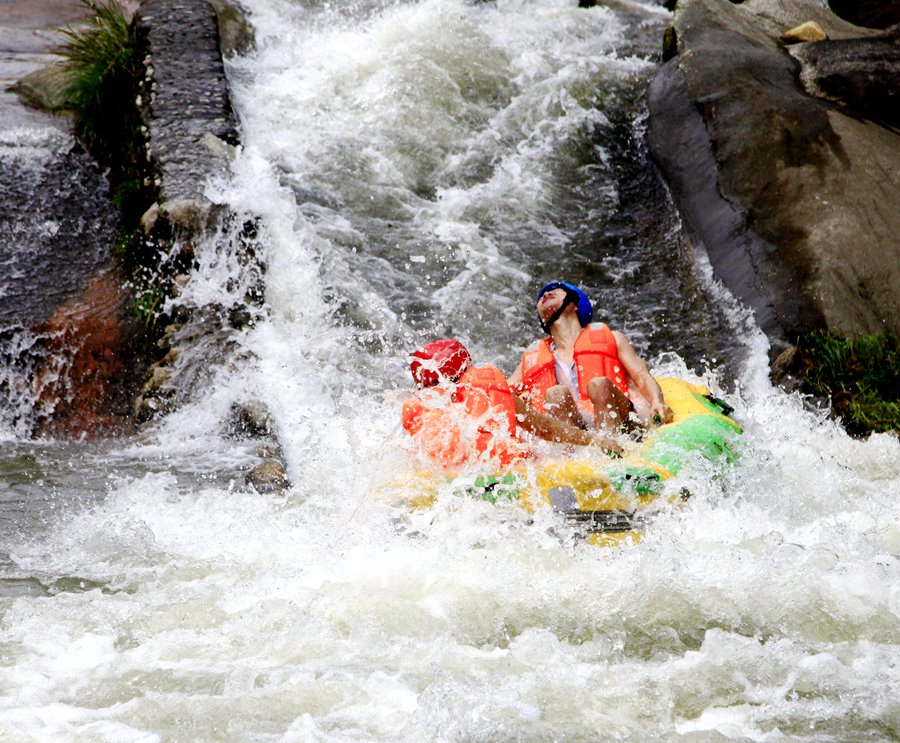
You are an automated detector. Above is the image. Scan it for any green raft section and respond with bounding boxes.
[464,377,743,540]
[642,392,741,473]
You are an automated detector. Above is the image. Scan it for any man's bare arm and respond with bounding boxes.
[514,395,622,454]
[612,331,673,423]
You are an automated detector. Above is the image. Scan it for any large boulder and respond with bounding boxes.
[791,25,900,129]
[647,0,900,357]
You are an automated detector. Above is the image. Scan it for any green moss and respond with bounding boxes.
[802,331,900,435]
[111,227,137,260]
[133,280,165,326]
[111,176,143,211]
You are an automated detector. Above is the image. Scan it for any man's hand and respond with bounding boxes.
[651,402,674,425]
[611,330,672,423]
[591,434,623,456]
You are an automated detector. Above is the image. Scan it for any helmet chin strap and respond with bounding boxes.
[540,294,574,333]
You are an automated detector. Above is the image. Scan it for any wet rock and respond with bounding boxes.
[30,271,144,438]
[134,301,259,424]
[790,25,900,128]
[770,344,800,380]
[0,141,122,328]
[134,0,240,231]
[0,124,147,435]
[9,63,69,112]
[206,0,256,56]
[255,444,282,459]
[227,304,254,330]
[662,26,678,61]
[133,361,176,423]
[0,0,156,438]
[125,2,260,431]
[138,202,161,235]
[245,460,290,494]
[1,0,257,438]
[142,198,214,235]
[134,393,169,422]
[142,364,173,394]
[647,0,900,358]
[229,399,272,438]
[769,343,814,392]
[160,345,183,364]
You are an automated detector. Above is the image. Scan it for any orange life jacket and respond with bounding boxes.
[513,323,629,413]
[401,364,524,470]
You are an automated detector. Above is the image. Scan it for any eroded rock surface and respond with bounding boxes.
[791,25,900,128]
[828,0,900,30]
[647,0,900,356]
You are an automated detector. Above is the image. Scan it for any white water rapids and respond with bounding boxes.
[1,0,899,740]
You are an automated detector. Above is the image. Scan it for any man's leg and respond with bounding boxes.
[544,385,587,428]
[587,376,634,432]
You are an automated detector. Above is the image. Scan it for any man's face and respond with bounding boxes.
[537,287,567,322]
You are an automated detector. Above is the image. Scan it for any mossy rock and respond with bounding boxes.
[10,64,72,112]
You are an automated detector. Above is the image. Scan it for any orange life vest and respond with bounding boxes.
[514,323,629,413]
[401,364,524,470]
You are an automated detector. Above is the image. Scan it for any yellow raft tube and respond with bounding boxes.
[379,378,742,546]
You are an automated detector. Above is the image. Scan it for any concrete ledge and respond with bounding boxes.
[135,0,240,231]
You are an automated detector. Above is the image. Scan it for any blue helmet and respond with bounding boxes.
[536,282,593,330]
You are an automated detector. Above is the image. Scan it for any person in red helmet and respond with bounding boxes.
[508,282,673,433]
[402,339,618,471]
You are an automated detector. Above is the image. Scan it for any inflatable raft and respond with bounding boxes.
[382,377,742,546]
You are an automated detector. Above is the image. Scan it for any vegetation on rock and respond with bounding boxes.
[801,331,900,435]
[56,1,168,328]
[56,2,140,174]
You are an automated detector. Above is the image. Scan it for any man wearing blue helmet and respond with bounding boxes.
[508,281,673,433]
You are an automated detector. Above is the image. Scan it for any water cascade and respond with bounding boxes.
[0,0,897,739]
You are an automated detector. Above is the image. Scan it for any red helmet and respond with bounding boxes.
[409,339,472,388]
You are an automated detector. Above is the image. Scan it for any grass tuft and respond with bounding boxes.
[55,0,140,166]
[802,331,900,435]
[54,2,168,328]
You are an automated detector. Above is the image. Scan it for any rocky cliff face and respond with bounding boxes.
[0,0,141,436]
[647,0,900,358]
[2,0,247,437]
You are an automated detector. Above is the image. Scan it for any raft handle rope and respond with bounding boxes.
[704,394,734,417]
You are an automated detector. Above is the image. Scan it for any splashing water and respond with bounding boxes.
[1,0,898,740]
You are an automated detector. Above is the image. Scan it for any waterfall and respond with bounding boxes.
[0,1,897,740]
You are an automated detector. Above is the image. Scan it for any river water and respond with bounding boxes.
[2,0,899,740]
